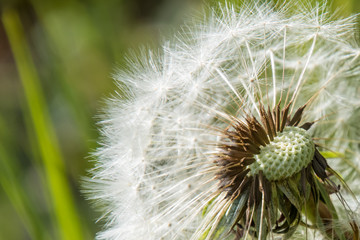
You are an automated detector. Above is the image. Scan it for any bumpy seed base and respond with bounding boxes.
[249,126,315,181]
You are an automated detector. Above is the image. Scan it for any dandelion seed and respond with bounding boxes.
[87,2,360,240]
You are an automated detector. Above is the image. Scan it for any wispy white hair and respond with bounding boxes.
[87,1,360,239]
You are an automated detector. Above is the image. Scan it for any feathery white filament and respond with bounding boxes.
[88,2,360,240]
[269,50,277,107]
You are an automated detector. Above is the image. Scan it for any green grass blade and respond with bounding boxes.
[0,118,50,239]
[2,8,84,240]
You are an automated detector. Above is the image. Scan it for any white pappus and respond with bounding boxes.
[87,1,360,240]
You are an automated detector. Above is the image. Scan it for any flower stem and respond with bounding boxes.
[2,8,84,240]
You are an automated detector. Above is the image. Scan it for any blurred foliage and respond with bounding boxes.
[0,0,358,239]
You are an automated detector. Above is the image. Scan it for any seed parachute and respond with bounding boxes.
[87,2,360,240]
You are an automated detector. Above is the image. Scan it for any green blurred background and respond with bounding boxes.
[0,0,359,239]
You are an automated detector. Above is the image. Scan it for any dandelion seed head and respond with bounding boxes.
[87,1,360,240]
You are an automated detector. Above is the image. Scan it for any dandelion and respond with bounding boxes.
[87,2,360,239]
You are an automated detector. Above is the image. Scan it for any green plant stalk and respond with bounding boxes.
[2,8,84,240]
[30,0,101,147]
[0,117,49,239]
